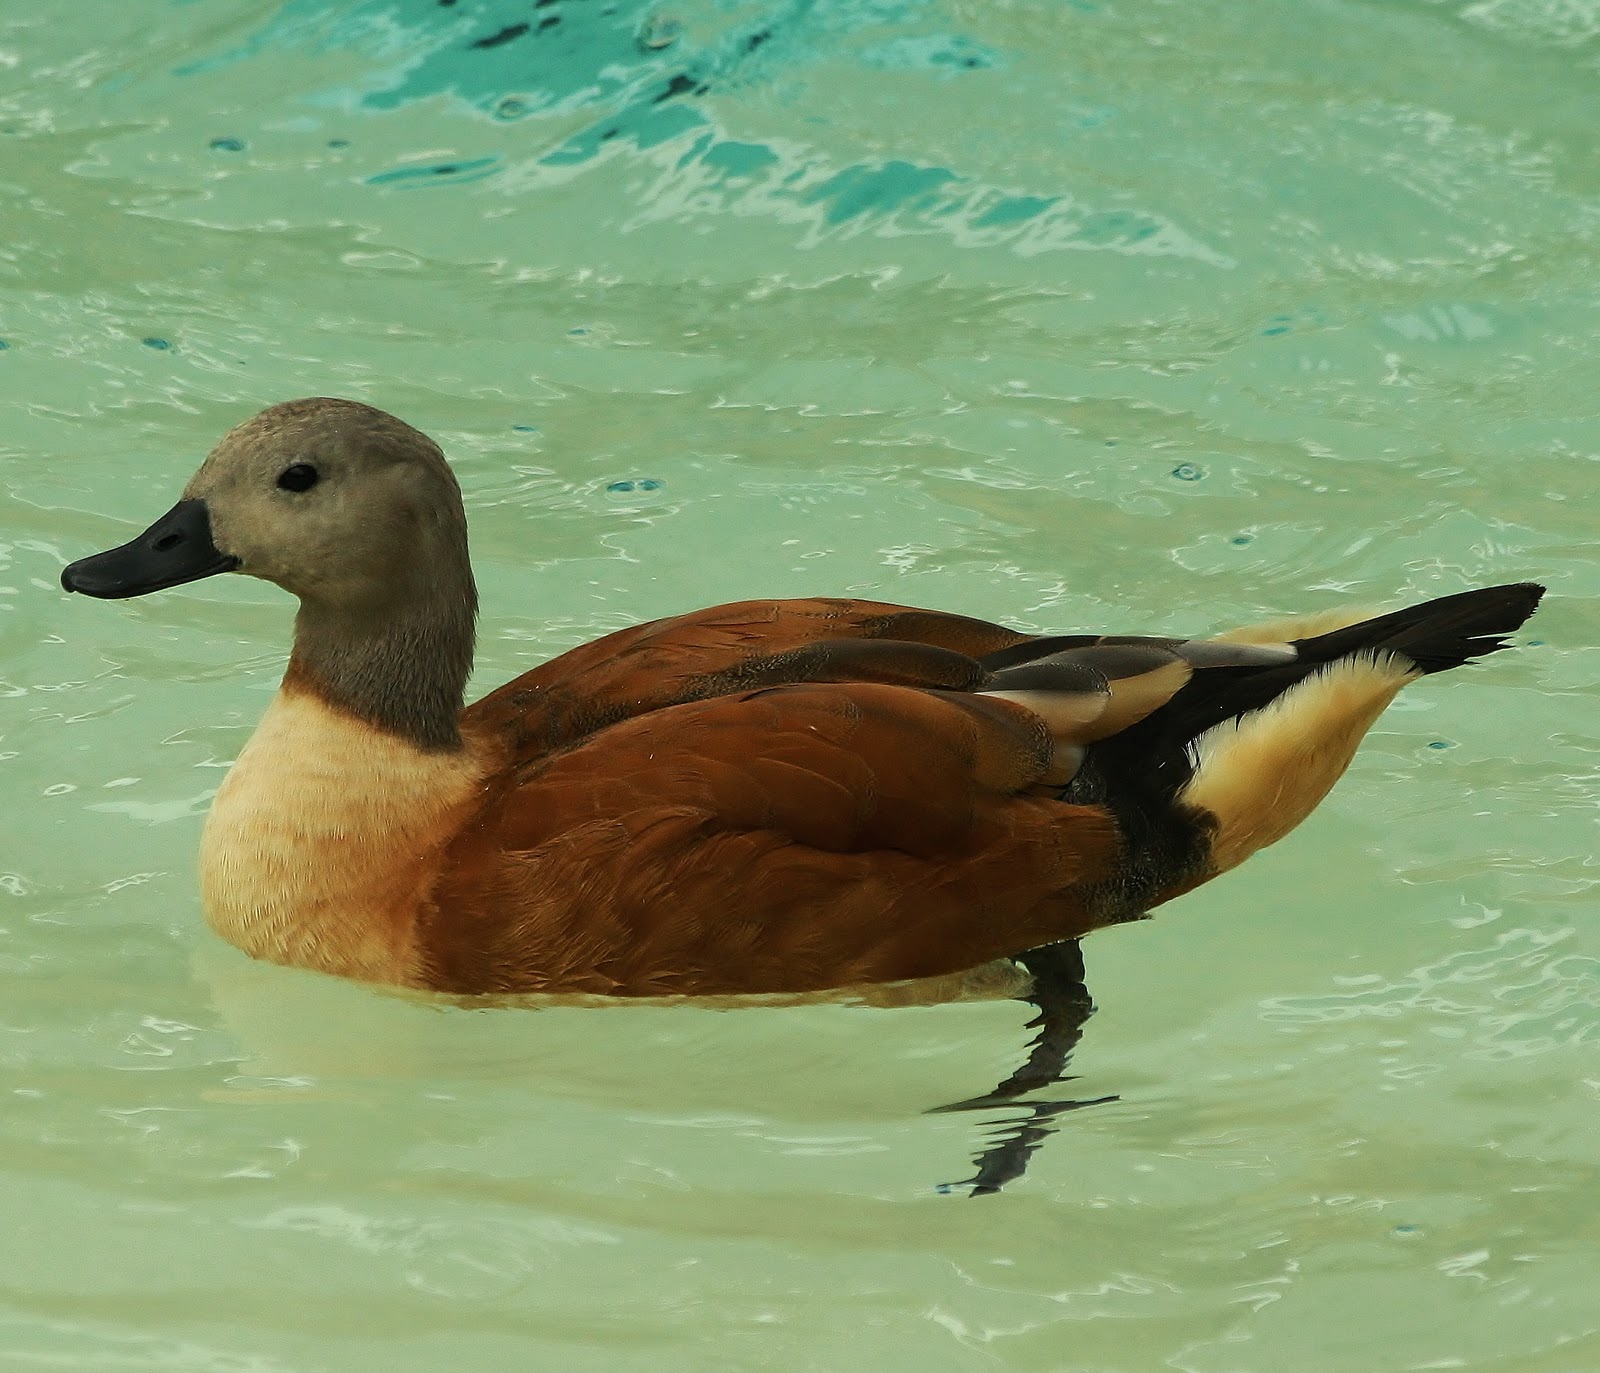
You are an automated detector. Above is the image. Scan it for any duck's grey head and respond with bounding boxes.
[60,398,471,613]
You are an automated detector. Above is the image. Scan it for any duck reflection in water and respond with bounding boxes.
[932,941,1112,1195]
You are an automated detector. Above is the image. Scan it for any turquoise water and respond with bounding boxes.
[4,0,1598,1367]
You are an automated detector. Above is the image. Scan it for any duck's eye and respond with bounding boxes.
[277,464,320,493]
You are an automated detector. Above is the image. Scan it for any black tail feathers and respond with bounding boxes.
[1093,582,1545,771]
[1294,582,1545,675]
[1052,582,1543,894]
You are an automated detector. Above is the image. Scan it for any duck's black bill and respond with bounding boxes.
[60,499,239,599]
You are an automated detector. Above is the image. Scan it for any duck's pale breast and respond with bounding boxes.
[199,684,486,985]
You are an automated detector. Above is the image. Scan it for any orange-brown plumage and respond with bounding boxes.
[57,399,1546,1001]
[431,656,1122,994]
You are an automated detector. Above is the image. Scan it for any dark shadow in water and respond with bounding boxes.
[930,940,1117,1196]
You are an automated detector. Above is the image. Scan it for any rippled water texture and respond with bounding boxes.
[3,1,1598,1368]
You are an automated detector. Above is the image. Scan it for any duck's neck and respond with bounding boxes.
[285,579,477,751]
[199,554,483,986]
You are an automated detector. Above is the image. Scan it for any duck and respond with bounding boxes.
[59,397,1544,999]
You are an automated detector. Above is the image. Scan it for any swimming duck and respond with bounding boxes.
[60,398,1543,998]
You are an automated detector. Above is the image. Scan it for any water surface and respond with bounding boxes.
[2,1,1597,1368]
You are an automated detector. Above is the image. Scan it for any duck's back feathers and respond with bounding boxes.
[463,598,1029,757]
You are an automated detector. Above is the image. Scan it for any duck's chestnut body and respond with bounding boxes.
[61,399,1544,997]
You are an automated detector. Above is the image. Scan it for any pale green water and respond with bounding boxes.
[2,1,1598,1368]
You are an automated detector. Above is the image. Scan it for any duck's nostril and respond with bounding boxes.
[152,532,185,552]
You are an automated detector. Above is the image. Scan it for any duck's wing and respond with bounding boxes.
[434,610,1300,995]
[427,678,1126,996]
[463,597,1034,758]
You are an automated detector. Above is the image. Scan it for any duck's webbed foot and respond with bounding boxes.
[931,940,1117,1196]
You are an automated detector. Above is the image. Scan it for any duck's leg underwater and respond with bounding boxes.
[932,940,1117,1196]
